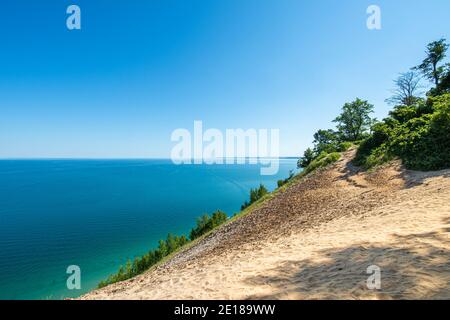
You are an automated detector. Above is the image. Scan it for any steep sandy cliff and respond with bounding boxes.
[81,151,450,300]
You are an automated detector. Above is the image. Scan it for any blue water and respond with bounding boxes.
[0,159,297,299]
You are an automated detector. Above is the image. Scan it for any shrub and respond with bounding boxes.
[277,170,295,188]
[298,148,315,168]
[399,96,450,170]
[337,142,353,152]
[241,184,268,210]
[354,121,392,166]
[298,134,353,171]
[354,94,450,170]
[304,152,341,174]
[189,210,228,240]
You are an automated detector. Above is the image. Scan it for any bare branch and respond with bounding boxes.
[386,71,424,106]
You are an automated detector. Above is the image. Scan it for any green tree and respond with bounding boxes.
[165,233,178,253]
[312,129,339,154]
[333,98,375,141]
[178,235,189,247]
[277,170,295,187]
[125,259,133,275]
[251,184,268,203]
[210,210,228,230]
[435,64,450,94]
[414,38,449,87]
[241,184,268,210]
[298,148,315,168]
[189,211,228,240]
[157,239,168,258]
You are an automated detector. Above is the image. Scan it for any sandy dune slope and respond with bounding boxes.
[81,151,450,300]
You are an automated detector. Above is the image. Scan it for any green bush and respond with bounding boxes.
[399,96,450,170]
[298,135,353,171]
[304,152,341,174]
[189,210,228,241]
[277,170,295,188]
[354,121,392,166]
[337,142,353,152]
[241,184,269,210]
[355,94,450,170]
[298,148,315,168]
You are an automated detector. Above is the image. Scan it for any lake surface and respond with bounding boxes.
[0,159,297,299]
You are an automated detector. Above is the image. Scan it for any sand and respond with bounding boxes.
[81,151,450,300]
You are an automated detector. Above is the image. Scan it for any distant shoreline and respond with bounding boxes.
[0,157,300,161]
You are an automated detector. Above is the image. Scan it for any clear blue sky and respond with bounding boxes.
[1,0,449,158]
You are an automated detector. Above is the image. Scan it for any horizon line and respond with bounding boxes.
[0,156,300,161]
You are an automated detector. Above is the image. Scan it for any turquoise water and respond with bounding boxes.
[0,159,297,299]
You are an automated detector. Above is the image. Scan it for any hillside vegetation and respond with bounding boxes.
[298,38,450,173]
